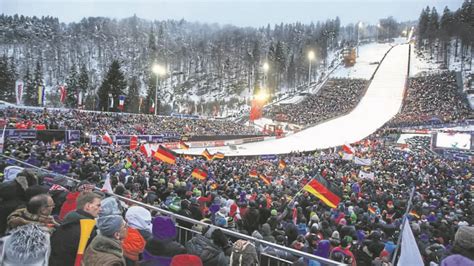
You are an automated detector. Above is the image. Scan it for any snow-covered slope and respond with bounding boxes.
[179,43,409,155]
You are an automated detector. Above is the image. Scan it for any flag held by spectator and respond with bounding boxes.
[75,219,96,266]
[397,218,424,266]
[179,140,190,150]
[303,177,341,209]
[192,168,208,181]
[202,149,213,161]
[342,143,355,154]
[249,169,258,178]
[278,159,286,169]
[212,152,225,160]
[409,210,420,219]
[102,175,113,193]
[184,155,194,160]
[354,157,372,166]
[140,143,152,157]
[102,131,113,145]
[368,206,376,215]
[153,145,177,164]
[130,135,138,150]
[259,174,271,185]
[49,184,69,192]
[359,170,375,180]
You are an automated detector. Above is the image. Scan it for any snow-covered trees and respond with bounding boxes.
[98,60,127,112]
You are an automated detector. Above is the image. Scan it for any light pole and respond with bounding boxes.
[376,23,380,42]
[357,22,363,57]
[152,64,166,115]
[262,62,269,89]
[308,50,315,91]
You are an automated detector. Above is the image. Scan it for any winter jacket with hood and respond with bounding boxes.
[186,230,229,266]
[81,234,126,266]
[0,224,50,266]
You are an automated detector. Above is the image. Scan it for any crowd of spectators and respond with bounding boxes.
[268,78,368,126]
[0,131,472,265]
[387,72,473,128]
[0,107,263,137]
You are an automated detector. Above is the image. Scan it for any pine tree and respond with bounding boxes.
[77,64,90,108]
[417,6,431,48]
[126,76,140,113]
[23,67,35,106]
[0,56,10,102]
[31,61,43,106]
[98,60,127,112]
[65,64,78,108]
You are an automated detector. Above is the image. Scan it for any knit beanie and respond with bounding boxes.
[97,215,124,237]
[170,255,203,266]
[454,226,474,250]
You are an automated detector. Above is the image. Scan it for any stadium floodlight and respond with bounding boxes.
[152,64,166,115]
[262,62,269,89]
[255,89,269,102]
[308,50,315,89]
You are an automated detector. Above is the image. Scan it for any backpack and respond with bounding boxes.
[230,240,259,266]
[330,249,353,264]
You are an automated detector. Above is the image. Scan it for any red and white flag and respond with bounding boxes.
[140,143,153,157]
[342,143,355,154]
[102,175,113,193]
[102,131,113,145]
[59,85,67,104]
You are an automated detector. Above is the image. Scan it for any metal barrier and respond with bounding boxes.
[0,154,346,266]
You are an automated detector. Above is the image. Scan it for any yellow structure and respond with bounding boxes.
[343,47,356,67]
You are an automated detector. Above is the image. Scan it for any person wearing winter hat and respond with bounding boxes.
[0,223,50,266]
[330,236,357,266]
[441,226,474,266]
[99,196,123,217]
[122,206,152,265]
[170,254,203,266]
[82,215,127,266]
[141,216,186,266]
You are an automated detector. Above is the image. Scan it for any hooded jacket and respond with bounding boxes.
[81,234,126,266]
[0,224,50,266]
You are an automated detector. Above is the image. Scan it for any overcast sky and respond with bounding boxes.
[1,0,464,27]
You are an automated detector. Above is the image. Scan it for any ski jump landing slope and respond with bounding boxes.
[184,44,410,156]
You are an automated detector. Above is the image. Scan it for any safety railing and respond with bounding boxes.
[0,154,347,266]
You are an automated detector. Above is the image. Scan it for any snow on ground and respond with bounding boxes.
[332,41,399,79]
[178,44,410,156]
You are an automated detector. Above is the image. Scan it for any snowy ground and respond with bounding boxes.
[178,43,410,156]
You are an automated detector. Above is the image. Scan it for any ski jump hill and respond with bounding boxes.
[181,43,410,156]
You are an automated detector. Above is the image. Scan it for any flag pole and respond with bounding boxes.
[391,185,416,265]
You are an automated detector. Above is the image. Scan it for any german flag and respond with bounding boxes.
[368,206,376,215]
[179,140,190,150]
[409,210,420,219]
[202,149,213,161]
[184,155,194,161]
[259,174,271,185]
[192,168,208,181]
[249,169,258,178]
[303,176,341,209]
[212,152,225,160]
[153,145,177,164]
[278,159,287,169]
[210,183,218,190]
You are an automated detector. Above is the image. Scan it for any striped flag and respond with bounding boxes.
[303,176,342,209]
[153,145,177,164]
[102,131,113,145]
[368,206,376,215]
[212,152,225,160]
[184,155,194,161]
[202,149,213,161]
[140,143,153,157]
[259,174,271,185]
[249,169,258,178]
[278,159,286,169]
[118,95,125,110]
[49,184,69,192]
[59,85,67,103]
[409,210,420,219]
[192,168,208,181]
[179,140,190,150]
[37,85,45,106]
